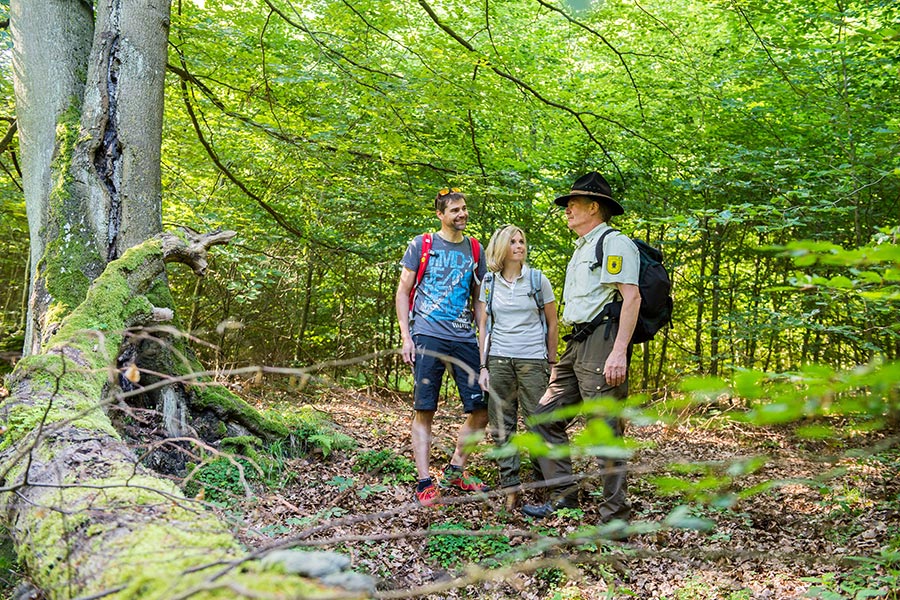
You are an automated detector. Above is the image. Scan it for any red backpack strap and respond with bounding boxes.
[468,236,482,283]
[466,236,483,312]
[409,232,433,312]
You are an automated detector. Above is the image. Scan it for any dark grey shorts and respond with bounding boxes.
[412,334,486,413]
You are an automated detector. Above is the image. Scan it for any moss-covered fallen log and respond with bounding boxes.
[0,232,369,599]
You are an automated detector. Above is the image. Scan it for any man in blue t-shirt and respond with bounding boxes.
[395,188,489,506]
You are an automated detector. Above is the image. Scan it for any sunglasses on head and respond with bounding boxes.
[438,187,461,197]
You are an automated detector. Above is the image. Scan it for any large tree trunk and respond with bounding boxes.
[77,0,168,262]
[12,0,183,477]
[14,0,168,357]
[11,0,94,357]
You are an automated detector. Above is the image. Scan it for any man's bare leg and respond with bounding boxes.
[449,408,488,468]
[412,409,435,479]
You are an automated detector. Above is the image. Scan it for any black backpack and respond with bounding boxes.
[593,229,673,344]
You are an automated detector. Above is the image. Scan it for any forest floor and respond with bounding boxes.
[226,386,899,600]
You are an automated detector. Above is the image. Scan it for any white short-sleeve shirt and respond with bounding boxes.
[479,265,555,359]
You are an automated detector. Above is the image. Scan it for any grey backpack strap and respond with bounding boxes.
[483,272,496,333]
[529,267,548,341]
[482,272,496,359]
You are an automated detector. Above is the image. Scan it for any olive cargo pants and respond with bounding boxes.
[486,357,551,489]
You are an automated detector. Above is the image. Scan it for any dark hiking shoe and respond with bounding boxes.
[521,498,579,519]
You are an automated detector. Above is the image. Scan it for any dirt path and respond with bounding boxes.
[235,390,899,599]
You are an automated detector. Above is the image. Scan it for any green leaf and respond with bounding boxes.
[664,506,715,532]
[855,271,883,284]
[794,254,818,267]
[725,456,768,477]
[734,370,766,400]
[827,275,854,289]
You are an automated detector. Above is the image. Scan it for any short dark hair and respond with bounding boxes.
[435,187,465,212]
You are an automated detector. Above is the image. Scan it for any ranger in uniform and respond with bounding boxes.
[522,172,640,525]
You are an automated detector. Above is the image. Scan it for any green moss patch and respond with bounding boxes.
[192,384,289,438]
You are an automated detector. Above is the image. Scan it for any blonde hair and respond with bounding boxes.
[485,224,527,273]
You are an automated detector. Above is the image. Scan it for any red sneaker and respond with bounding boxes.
[415,482,441,506]
[441,469,490,493]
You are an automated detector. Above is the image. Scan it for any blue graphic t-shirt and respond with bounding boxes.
[401,233,486,341]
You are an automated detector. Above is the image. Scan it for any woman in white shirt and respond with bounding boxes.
[476,224,559,511]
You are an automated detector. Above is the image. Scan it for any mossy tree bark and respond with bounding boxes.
[5,2,327,597]
[13,0,167,357]
[11,0,94,357]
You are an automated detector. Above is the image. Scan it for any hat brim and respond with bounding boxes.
[553,191,624,215]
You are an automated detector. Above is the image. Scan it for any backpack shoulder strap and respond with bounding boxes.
[483,272,496,331]
[529,267,548,338]
[529,267,544,308]
[409,232,433,312]
[467,236,482,284]
[418,232,433,282]
[590,228,619,272]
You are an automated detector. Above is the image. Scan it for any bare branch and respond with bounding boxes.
[262,0,403,80]
[416,0,681,180]
[0,119,18,154]
[732,2,805,97]
[159,228,238,276]
[535,0,647,119]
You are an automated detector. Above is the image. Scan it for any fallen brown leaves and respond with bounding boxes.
[223,389,898,599]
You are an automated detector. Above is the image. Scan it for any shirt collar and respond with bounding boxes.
[499,265,527,284]
[574,222,611,249]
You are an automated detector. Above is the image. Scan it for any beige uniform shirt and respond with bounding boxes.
[561,223,640,326]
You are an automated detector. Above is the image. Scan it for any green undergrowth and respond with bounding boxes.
[184,457,259,504]
[352,448,416,484]
[423,517,635,595]
[636,435,900,600]
[802,448,900,600]
[804,545,900,600]
[185,437,297,503]
[183,404,356,505]
[426,520,513,569]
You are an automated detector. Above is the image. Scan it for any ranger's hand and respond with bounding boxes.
[604,348,628,387]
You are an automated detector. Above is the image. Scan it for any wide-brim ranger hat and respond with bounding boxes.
[553,171,624,215]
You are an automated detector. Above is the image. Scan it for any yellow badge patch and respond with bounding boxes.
[607,255,623,275]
